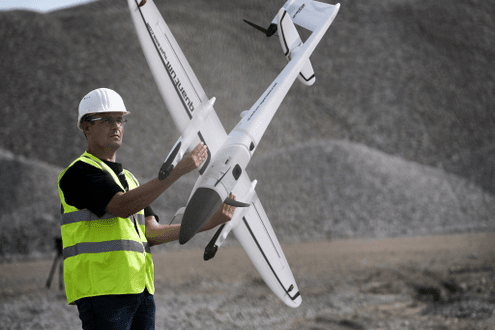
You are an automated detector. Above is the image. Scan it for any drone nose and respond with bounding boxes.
[179,188,223,245]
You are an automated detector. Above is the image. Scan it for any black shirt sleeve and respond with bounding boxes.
[144,205,159,223]
[60,160,160,222]
[59,161,124,217]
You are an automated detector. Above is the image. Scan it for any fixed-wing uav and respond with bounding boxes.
[128,0,340,308]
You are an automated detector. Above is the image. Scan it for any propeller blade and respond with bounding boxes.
[243,19,270,36]
[204,224,225,261]
[224,197,250,208]
[158,141,181,180]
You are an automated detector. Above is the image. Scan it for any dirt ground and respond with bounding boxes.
[0,232,494,329]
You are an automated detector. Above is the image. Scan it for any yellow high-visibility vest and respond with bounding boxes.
[58,151,154,304]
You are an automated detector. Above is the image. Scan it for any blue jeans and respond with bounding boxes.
[75,289,155,330]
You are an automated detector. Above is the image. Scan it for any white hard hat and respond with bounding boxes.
[77,88,130,130]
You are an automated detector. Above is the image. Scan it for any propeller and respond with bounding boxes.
[224,197,250,208]
[243,19,278,37]
[158,141,181,180]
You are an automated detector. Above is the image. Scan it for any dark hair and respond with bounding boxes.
[80,114,97,140]
[81,114,96,126]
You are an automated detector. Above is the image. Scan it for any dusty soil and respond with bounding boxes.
[1,233,494,329]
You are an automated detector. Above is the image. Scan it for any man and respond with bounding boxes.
[58,88,235,329]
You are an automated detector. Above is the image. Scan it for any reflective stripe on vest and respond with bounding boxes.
[63,240,151,259]
[61,210,145,226]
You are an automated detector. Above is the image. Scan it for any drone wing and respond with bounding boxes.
[128,0,303,308]
[128,0,227,170]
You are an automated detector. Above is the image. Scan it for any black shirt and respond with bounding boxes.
[60,159,157,221]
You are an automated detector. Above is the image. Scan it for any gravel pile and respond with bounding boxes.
[1,0,494,259]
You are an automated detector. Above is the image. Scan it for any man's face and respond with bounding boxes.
[84,112,126,153]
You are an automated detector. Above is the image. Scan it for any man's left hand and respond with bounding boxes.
[201,194,237,231]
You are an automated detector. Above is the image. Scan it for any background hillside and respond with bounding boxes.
[0,0,494,260]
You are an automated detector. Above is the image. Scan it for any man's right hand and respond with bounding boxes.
[174,142,208,175]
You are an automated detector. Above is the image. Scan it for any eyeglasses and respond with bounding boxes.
[89,117,127,127]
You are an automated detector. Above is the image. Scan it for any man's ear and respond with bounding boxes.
[81,122,91,138]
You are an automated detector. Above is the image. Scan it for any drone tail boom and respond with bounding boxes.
[244,0,340,86]
[277,7,316,86]
[277,0,340,86]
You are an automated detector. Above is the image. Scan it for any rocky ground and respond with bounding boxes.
[1,233,494,329]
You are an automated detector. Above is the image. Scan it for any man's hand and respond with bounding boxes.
[201,194,237,232]
[174,142,208,175]
[220,196,237,220]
